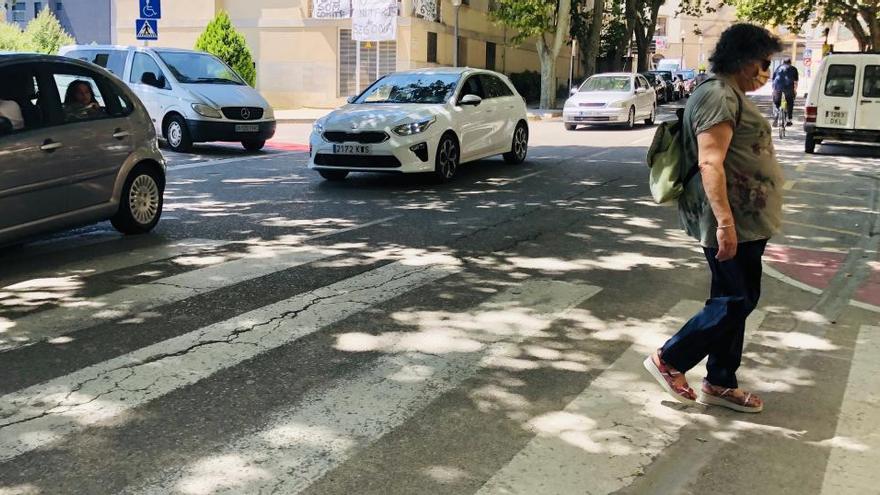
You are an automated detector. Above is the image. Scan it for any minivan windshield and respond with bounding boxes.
[354,73,461,104]
[156,51,245,85]
[580,76,631,92]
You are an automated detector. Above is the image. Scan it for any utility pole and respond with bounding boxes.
[452,0,462,67]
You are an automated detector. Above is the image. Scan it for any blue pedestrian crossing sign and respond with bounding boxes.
[139,0,161,19]
[136,19,158,40]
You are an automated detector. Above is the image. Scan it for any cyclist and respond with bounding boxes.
[772,58,798,127]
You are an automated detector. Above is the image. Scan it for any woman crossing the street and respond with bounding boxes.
[644,24,785,413]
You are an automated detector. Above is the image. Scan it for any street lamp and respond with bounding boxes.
[699,35,704,66]
[451,0,462,67]
[680,32,686,69]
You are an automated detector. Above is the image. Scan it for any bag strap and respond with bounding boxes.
[682,78,743,187]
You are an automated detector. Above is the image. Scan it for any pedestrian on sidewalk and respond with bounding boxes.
[644,24,785,414]
[772,58,799,127]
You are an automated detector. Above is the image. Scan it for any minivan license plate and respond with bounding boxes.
[826,110,848,126]
[333,144,372,155]
[235,124,260,133]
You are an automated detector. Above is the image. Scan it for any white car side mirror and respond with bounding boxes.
[570,88,578,96]
[459,94,482,106]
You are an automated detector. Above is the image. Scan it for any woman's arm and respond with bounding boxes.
[696,122,737,261]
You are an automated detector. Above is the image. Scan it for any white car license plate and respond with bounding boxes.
[826,110,848,126]
[333,144,372,155]
[235,124,260,133]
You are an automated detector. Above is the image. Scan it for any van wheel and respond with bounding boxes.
[805,133,816,154]
[319,170,349,181]
[164,115,193,153]
[242,140,266,151]
[565,123,577,131]
[111,166,164,235]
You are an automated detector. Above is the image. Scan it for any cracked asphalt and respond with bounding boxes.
[1,111,879,495]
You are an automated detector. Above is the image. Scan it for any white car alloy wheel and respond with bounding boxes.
[129,174,161,225]
[645,105,656,125]
[627,107,635,129]
[513,126,527,160]
[436,136,459,180]
[167,121,183,148]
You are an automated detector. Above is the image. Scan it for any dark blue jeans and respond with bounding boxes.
[661,239,768,389]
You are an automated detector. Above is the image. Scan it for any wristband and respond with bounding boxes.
[717,224,734,230]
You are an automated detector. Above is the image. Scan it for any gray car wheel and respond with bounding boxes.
[111,166,164,235]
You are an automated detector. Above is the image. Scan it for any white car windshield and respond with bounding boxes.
[580,76,631,92]
[157,51,245,85]
[354,73,460,104]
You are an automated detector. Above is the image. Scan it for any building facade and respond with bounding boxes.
[5,0,112,44]
[110,0,578,109]
[653,1,738,71]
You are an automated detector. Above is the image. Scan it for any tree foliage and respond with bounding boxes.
[0,20,29,51]
[680,0,880,51]
[491,0,573,108]
[195,10,257,86]
[24,7,74,54]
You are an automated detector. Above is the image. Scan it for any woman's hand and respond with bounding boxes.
[716,225,738,261]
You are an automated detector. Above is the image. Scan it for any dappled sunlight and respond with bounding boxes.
[754,330,838,351]
[807,435,870,452]
[0,484,41,495]
[175,455,272,495]
[505,252,679,272]
[421,465,474,484]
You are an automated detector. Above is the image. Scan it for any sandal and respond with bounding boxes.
[643,350,697,405]
[698,379,763,413]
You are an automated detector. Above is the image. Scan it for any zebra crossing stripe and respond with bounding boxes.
[1,238,224,284]
[125,279,603,495]
[0,258,462,463]
[819,325,880,494]
[476,301,766,495]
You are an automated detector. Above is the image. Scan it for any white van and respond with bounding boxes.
[804,52,880,154]
[60,45,276,153]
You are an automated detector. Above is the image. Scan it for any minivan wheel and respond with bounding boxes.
[164,115,193,153]
[242,139,266,151]
[565,123,577,131]
[433,134,459,182]
[319,170,349,181]
[111,166,164,235]
[503,123,529,164]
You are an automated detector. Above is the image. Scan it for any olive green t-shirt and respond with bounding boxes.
[678,78,784,248]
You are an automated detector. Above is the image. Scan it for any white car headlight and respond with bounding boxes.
[191,103,222,119]
[313,119,326,134]
[392,117,436,136]
[611,100,630,108]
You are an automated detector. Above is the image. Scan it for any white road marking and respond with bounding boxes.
[1,238,224,283]
[0,216,400,351]
[126,279,602,495]
[819,326,880,494]
[0,248,339,351]
[476,300,765,495]
[0,258,462,463]
[169,152,302,171]
[849,300,880,314]
[762,262,824,295]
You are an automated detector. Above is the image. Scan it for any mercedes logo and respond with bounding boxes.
[240,108,251,120]
[351,123,358,130]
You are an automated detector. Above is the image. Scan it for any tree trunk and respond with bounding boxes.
[582,0,605,77]
[844,13,870,51]
[535,0,572,109]
[862,8,880,51]
[612,0,637,72]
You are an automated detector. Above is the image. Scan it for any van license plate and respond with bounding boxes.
[333,144,372,155]
[826,110,848,126]
[235,124,260,133]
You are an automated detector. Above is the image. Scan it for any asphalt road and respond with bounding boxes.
[1,103,878,495]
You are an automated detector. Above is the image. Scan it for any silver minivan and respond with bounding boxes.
[0,54,165,246]
[60,45,277,153]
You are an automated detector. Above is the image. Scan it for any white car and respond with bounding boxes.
[308,68,529,182]
[563,73,657,130]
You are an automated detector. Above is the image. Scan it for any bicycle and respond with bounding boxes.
[778,96,787,139]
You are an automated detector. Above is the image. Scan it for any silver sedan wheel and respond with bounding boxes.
[513,126,528,160]
[129,174,160,225]
[167,121,183,148]
[438,138,458,179]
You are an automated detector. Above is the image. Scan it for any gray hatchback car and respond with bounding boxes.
[0,54,165,246]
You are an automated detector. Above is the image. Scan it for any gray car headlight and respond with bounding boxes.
[192,103,223,119]
[392,117,436,136]
[313,120,326,134]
